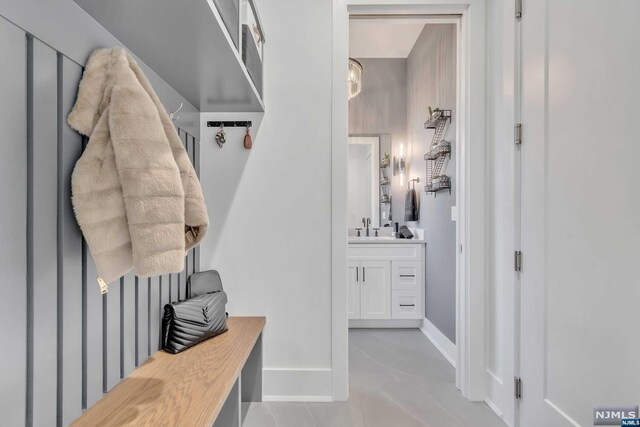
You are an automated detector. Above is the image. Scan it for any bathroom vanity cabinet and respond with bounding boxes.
[348,242,425,327]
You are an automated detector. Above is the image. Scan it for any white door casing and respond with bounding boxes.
[333,0,488,402]
[485,0,518,424]
[520,1,640,426]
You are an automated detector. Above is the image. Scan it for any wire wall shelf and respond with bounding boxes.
[424,109,451,129]
[424,142,451,161]
[425,176,451,196]
[424,109,453,196]
[380,153,392,206]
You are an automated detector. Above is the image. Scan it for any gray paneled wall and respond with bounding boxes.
[0,16,200,426]
[406,24,457,343]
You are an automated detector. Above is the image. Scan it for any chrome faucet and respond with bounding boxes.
[364,218,371,237]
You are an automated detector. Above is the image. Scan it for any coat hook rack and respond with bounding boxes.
[408,177,420,190]
[207,121,252,128]
[169,102,183,121]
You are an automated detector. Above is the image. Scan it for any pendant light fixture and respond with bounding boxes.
[348,58,363,100]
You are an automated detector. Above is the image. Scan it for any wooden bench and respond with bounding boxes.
[72,316,265,427]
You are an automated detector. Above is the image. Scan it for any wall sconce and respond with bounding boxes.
[394,143,406,186]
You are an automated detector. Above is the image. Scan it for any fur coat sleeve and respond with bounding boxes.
[68,47,208,284]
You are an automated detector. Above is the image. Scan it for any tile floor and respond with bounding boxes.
[242,329,506,427]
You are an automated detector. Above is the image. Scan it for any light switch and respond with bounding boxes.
[451,206,457,221]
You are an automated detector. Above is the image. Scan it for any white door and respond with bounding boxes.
[348,260,361,319]
[520,1,640,426]
[360,261,390,319]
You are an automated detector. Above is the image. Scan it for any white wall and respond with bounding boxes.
[198,0,516,413]
[199,0,334,400]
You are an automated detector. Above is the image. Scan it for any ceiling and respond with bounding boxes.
[349,20,426,58]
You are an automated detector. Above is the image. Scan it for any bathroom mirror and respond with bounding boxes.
[348,136,391,229]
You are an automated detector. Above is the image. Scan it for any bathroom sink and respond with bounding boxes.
[349,236,396,240]
[348,228,426,242]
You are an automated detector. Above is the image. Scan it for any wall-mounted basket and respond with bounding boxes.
[425,175,451,196]
[424,109,452,129]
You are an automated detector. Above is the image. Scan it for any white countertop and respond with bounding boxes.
[348,237,426,244]
[348,227,426,244]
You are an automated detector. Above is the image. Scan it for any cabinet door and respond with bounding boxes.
[360,261,391,319]
[347,261,361,319]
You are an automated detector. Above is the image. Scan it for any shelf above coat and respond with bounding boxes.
[74,0,265,113]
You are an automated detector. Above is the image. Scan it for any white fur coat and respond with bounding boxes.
[68,48,208,284]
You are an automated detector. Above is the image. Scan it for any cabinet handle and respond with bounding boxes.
[399,304,415,307]
[362,267,365,283]
[356,267,358,282]
[399,274,415,278]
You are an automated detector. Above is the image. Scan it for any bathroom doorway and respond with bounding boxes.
[346,15,458,349]
[331,1,497,415]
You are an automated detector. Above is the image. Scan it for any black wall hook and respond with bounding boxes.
[207,121,252,128]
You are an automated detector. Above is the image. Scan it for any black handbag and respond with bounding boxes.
[187,269,223,298]
[162,289,228,354]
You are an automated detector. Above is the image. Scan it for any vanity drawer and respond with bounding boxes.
[392,261,421,291]
[391,290,422,319]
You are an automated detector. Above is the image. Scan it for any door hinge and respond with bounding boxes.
[514,377,522,399]
[514,251,522,272]
[514,123,522,145]
[515,0,522,19]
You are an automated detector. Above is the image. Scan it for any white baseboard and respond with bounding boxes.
[262,395,333,402]
[262,368,332,402]
[485,371,511,426]
[484,397,503,419]
[419,318,456,368]
[349,319,422,328]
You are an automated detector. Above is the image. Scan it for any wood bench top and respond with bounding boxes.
[72,316,266,427]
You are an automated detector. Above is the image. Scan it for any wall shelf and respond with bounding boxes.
[424,109,452,194]
[424,179,451,197]
[74,0,265,113]
[424,109,451,129]
[424,144,451,161]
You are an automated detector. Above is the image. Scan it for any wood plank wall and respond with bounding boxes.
[0,17,200,426]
